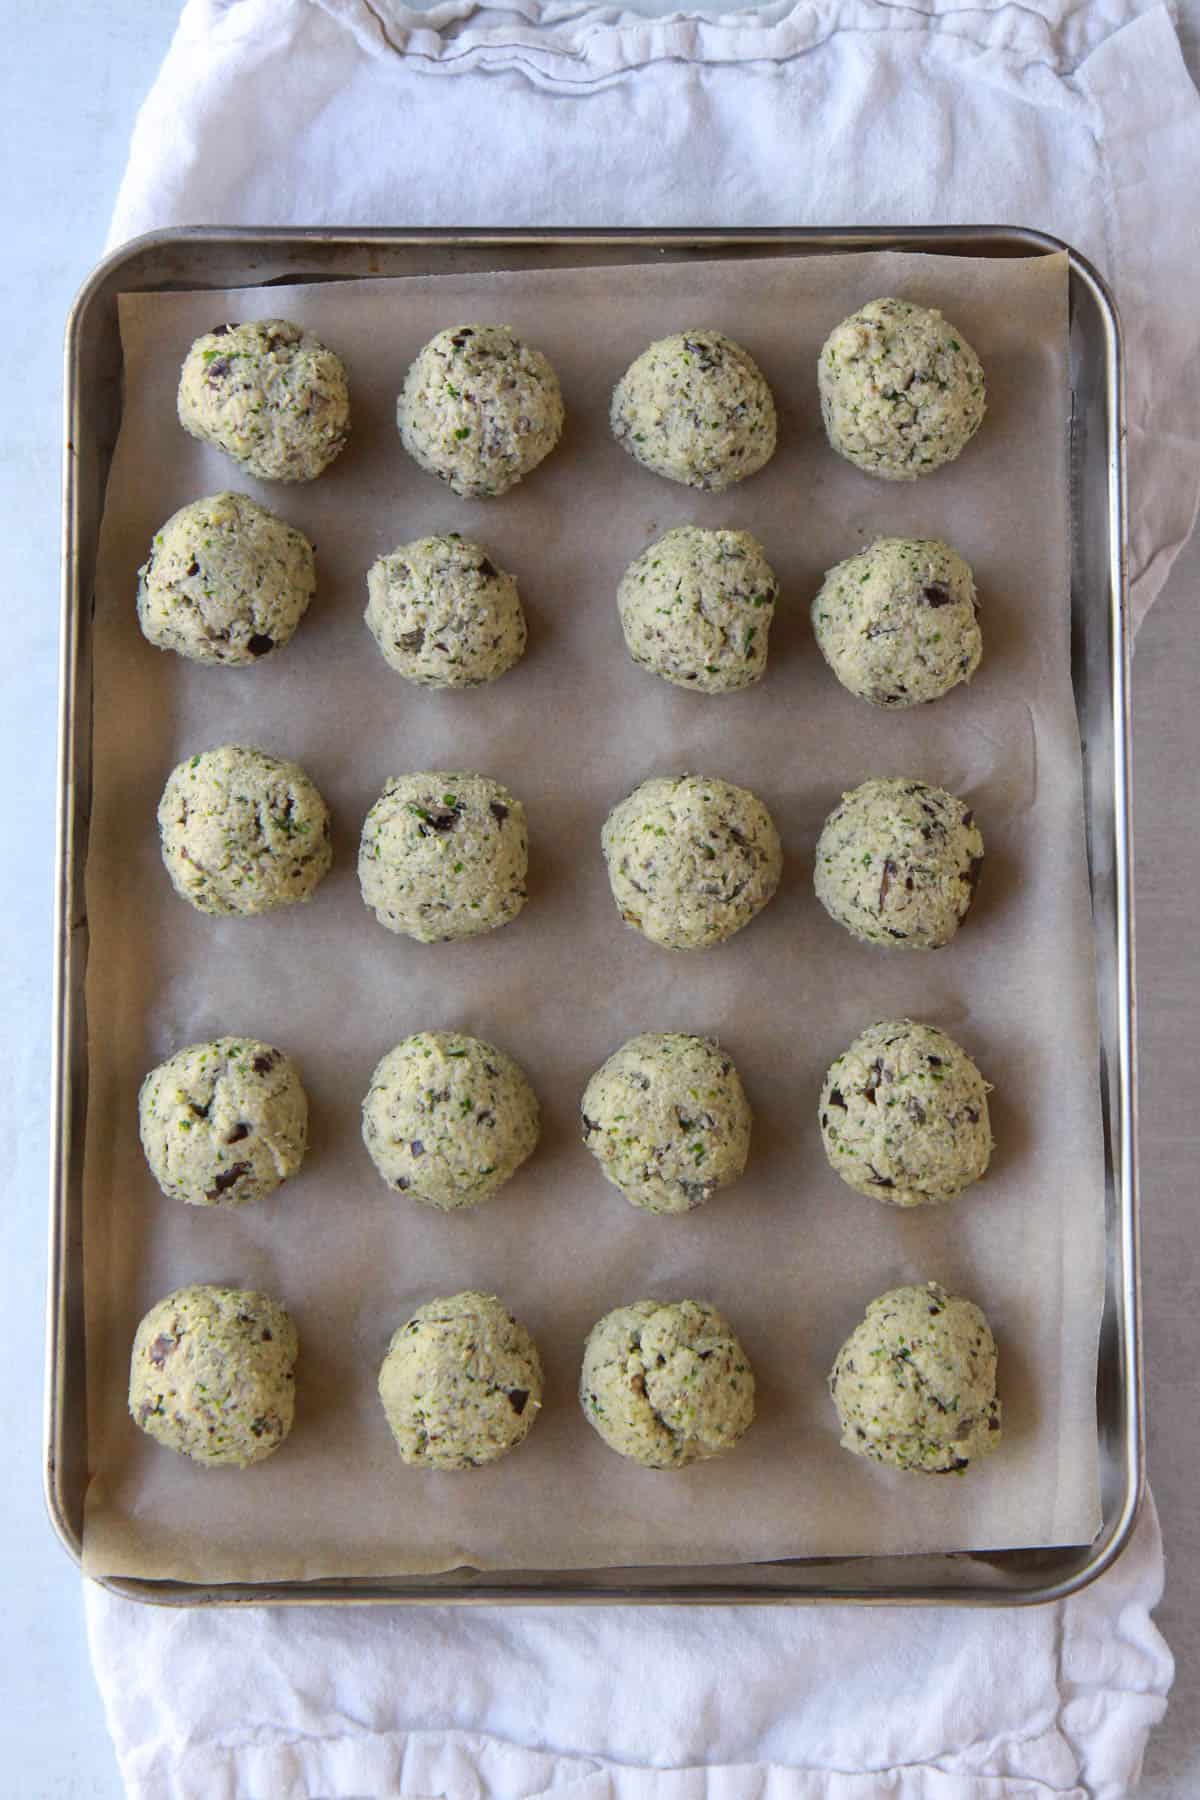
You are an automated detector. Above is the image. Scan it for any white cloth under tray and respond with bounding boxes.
[87,1498,1172,1799]
[90,0,1194,1794]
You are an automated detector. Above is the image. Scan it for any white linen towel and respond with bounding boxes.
[87,1498,1172,1798]
[89,0,1195,1792]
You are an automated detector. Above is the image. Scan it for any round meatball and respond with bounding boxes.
[829,1281,1002,1473]
[814,777,983,950]
[818,297,986,481]
[617,526,780,693]
[139,1037,308,1209]
[129,1283,298,1468]
[158,745,332,917]
[580,1299,755,1469]
[362,1031,539,1209]
[378,1291,544,1469]
[610,330,777,490]
[602,774,782,951]
[397,324,564,499]
[365,535,525,688]
[813,537,981,707]
[819,1020,992,1207]
[358,771,527,942]
[177,318,350,482]
[581,1033,751,1215]
[137,492,315,667]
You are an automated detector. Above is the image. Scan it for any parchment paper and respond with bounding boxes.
[81,251,1105,1582]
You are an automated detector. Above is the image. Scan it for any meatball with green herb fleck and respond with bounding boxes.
[617,526,780,692]
[819,1020,992,1207]
[362,1031,539,1209]
[177,319,349,482]
[611,330,777,490]
[365,534,525,687]
[129,1283,298,1468]
[581,1033,751,1215]
[158,745,332,917]
[358,771,527,942]
[829,1281,1001,1473]
[378,1291,543,1469]
[398,325,564,498]
[814,777,983,949]
[137,492,315,666]
[818,298,986,481]
[580,1298,755,1468]
[813,537,981,707]
[602,774,782,950]
[139,1037,308,1208]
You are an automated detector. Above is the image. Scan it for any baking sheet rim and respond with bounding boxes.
[47,225,1140,1607]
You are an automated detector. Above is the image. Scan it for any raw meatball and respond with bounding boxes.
[602,774,782,950]
[829,1281,1002,1473]
[580,1298,755,1468]
[814,777,983,949]
[378,1290,544,1469]
[581,1033,751,1215]
[611,330,777,490]
[128,1283,298,1468]
[617,526,780,693]
[177,318,350,482]
[137,491,315,667]
[397,324,564,498]
[365,534,525,688]
[139,1037,308,1208]
[358,771,527,941]
[813,537,981,707]
[819,1020,992,1207]
[362,1031,539,1209]
[818,297,986,480]
[158,745,332,916]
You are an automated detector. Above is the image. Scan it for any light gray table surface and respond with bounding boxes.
[2,5,1196,1794]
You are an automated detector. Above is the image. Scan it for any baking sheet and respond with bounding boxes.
[81,250,1105,1583]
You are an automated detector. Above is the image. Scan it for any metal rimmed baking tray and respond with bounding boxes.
[48,227,1138,1606]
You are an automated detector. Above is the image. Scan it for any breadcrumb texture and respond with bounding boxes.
[157,744,332,917]
[819,1019,992,1206]
[611,330,777,490]
[358,771,527,942]
[813,536,981,707]
[398,324,564,498]
[365,534,526,687]
[378,1291,544,1469]
[829,1281,1002,1473]
[580,1298,755,1468]
[177,318,349,482]
[581,1032,751,1215]
[129,1283,298,1468]
[818,297,985,480]
[137,491,315,666]
[814,776,983,949]
[618,526,780,693]
[602,774,782,950]
[139,1036,308,1208]
[362,1031,539,1210]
